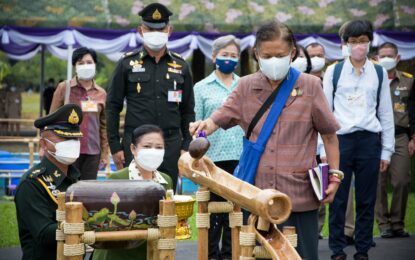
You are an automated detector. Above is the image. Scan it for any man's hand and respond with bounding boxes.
[189,118,219,137]
[408,139,415,157]
[322,182,340,204]
[379,160,389,173]
[112,150,125,170]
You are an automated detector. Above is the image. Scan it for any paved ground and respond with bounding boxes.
[1,236,414,260]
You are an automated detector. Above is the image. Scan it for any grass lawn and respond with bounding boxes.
[1,193,414,248]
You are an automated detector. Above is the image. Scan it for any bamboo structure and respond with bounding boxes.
[57,192,176,260]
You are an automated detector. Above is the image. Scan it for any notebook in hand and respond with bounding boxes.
[308,163,329,201]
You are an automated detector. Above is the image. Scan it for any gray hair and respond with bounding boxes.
[212,35,241,56]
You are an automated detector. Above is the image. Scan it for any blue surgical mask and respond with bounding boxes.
[215,56,238,74]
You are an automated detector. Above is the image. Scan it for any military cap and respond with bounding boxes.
[138,3,173,29]
[34,104,83,138]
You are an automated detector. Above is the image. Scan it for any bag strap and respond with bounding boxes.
[332,60,345,111]
[255,68,301,147]
[374,64,383,114]
[246,77,285,140]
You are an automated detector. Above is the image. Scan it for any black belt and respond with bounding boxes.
[395,126,410,136]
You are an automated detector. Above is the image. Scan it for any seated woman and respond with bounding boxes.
[93,124,172,260]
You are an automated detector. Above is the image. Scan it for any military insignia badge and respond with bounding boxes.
[68,109,80,124]
[152,9,162,20]
[167,67,182,74]
[137,83,141,93]
[53,170,61,178]
[167,62,182,69]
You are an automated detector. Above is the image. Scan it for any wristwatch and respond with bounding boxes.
[329,169,344,181]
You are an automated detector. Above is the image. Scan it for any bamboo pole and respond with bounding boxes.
[231,205,241,260]
[28,141,34,167]
[240,225,255,259]
[65,202,84,260]
[147,237,159,260]
[56,193,66,260]
[159,198,176,260]
[93,230,149,241]
[197,187,209,260]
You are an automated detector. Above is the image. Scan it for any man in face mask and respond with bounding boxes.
[374,42,414,239]
[15,104,83,260]
[106,2,195,189]
[306,42,326,79]
[323,20,395,260]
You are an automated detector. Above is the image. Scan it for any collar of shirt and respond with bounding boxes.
[204,71,239,91]
[344,57,370,76]
[128,160,168,184]
[41,156,80,186]
[69,77,97,91]
[139,47,174,61]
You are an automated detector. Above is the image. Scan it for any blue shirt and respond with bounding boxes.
[322,58,394,161]
[194,71,244,162]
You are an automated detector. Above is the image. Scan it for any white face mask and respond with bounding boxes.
[258,54,291,81]
[379,57,397,71]
[341,45,350,59]
[76,64,96,80]
[135,148,165,172]
[45,138,80,165]
[310,57,325,72]
[291,57,307,72]
[142,32,169,51]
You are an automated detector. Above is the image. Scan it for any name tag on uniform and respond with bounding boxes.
[81,100,98,112]
[132,67,146,73]
[346,92,365,107]
[394,102,406,113]
[168,90,182,103]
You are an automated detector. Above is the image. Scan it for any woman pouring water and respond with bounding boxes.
[189,21,342,260]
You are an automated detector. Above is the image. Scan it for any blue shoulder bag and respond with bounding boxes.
[234,68,301,184]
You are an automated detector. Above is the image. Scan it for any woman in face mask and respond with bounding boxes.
[291,45,312,74]
[50,47,109,181]
[194,35,244,260]
[189,21,341,260]
[92,124,172,260]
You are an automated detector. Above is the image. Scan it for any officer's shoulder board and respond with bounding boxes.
[122,50,140,59]
[402,72,413,79]
[28,166,46,179]
[171,51,184,61]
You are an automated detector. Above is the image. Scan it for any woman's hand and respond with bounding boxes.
[322,182,340,205]
[100,157,108,170]
[189,118,219,137]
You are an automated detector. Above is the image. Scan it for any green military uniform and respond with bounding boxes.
[92,164,172,260]
[15,104,83,260]
[106,3,195,188]
[375,71,414,235]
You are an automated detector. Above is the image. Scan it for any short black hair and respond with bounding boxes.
[294,45,312,74]
[378,42,398,55]
[253,20,298,61]
[305,42,325,53]
[131,124,164,146]
[342,20,374,43]
[72,47,97,66]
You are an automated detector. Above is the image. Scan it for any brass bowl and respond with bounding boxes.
[174,195,195,240]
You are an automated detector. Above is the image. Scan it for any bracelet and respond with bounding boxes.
[329,175,341,183]
[328,169,344,181]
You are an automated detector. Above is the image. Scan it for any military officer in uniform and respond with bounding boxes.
[375,42,414,238]
[106,3,195,188]
[15,104,83,260]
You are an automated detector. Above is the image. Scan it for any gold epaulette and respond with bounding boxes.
[122,50,139,58]
[402,72,413,79]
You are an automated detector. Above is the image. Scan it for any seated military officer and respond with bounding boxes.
[15,104,83,260]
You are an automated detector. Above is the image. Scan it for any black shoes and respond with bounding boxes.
[380,229,410,238]
[345,235,355,245]
[393,229,410,238]
[332,255,347,260]
[380,229,394,238]
[354,253,369,260]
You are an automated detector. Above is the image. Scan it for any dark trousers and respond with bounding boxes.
[329,131,381,257]
[123,130,181,188]
[73,154,101,180]
[208,160,238,260]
